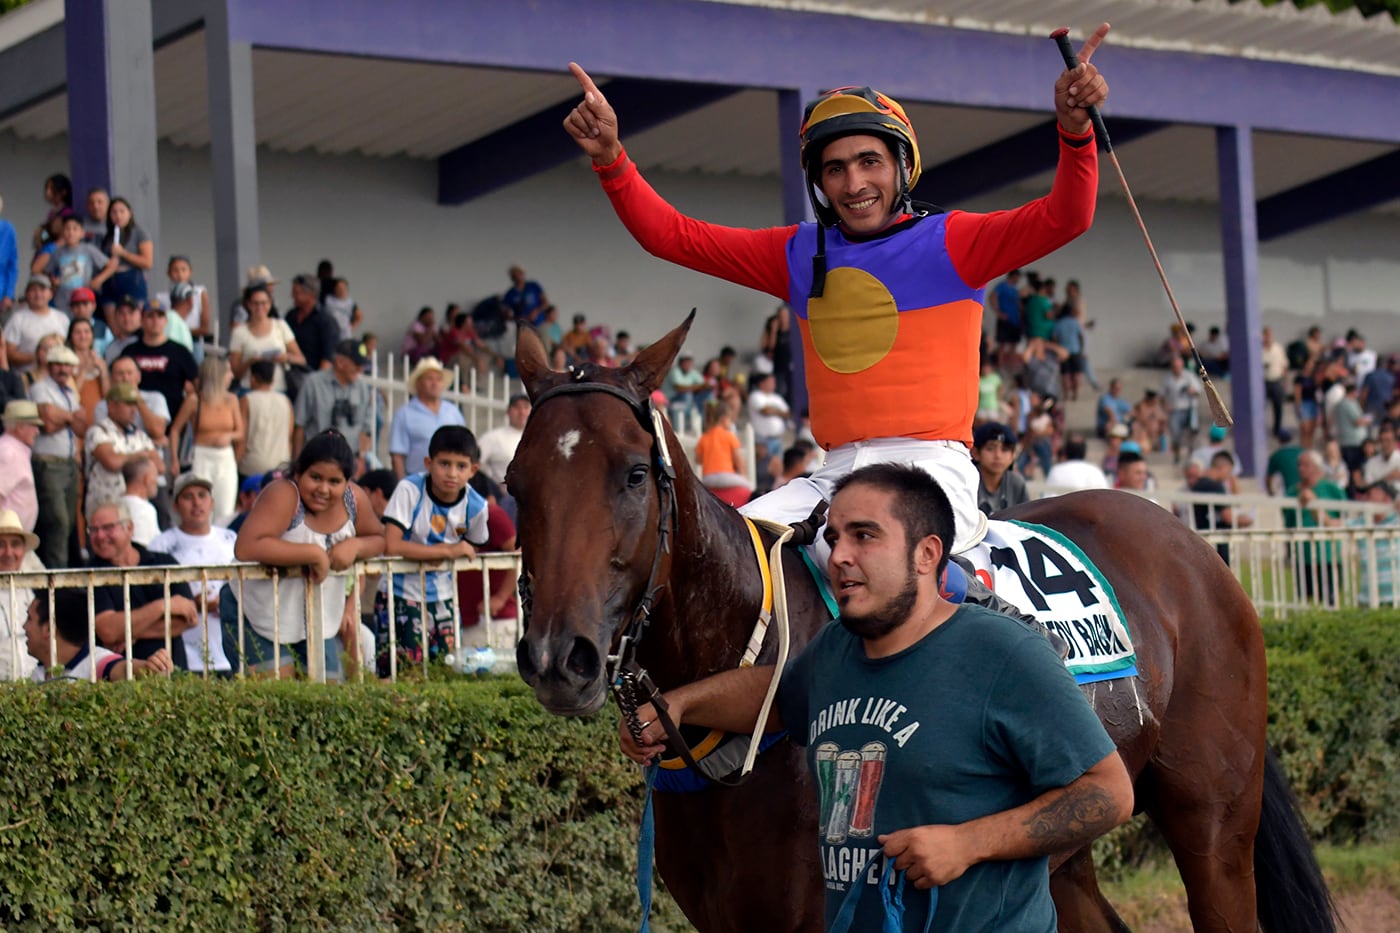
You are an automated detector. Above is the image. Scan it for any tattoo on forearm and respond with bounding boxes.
[1025,785,1118,852]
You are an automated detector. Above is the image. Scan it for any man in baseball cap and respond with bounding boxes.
[5,274,67,371]
[67,286,112,356]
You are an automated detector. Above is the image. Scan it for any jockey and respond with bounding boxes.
[563,27,1110,645]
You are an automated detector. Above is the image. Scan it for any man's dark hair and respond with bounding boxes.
[34,588,91,646]
[358,469,398,500]
[782,446,808,474]
[832,463,954,577]
[1117,450,1145,468]
[429,425,480,462]
[1210,450,1237,469]
[249,359,276,386]
[1063,434,1088,462]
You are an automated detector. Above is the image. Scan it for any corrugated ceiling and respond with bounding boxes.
[0,4,1395,214]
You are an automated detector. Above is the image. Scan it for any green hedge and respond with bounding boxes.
[1266,609,1400,844]
[1097,609,1400,876]
[0,677,687,931]
[2,611,1395,926]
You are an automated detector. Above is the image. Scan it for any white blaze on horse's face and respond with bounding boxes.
[557,429,581,461]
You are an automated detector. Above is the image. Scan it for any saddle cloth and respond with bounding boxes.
[963,520,1137,685]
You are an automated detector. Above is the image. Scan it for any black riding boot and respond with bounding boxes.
[951,555,1070,660]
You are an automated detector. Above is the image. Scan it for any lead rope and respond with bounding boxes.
[635,762,659,933]
[828,859,938,933]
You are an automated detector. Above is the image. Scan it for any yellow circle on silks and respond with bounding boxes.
[807,267,899,374]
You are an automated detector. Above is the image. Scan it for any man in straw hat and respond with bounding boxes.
[0,400,41,532]
[30,343,87,568]
[0,507,40,682]
[389,356,465,478]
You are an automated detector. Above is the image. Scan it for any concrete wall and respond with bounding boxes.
[3,128,1399,370]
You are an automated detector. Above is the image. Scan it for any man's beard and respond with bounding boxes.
[838,567,919,642]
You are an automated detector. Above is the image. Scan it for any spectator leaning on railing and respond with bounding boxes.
[26,587,173,682]
[378,425,488,678]
[234,431,384,681]
[87,499,200,667]
[150,473,238,677]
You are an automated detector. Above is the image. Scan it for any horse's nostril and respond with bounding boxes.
[516,639,543,683]
[565,636,601,683]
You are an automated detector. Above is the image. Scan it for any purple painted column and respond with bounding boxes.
[64,0,161,262]
[64,0,112,200]
[1216,125,1265,479]
[778,88,816,422]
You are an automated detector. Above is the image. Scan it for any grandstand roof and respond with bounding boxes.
[0,0,1397,215]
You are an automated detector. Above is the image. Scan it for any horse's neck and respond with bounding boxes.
[645,479,767,687]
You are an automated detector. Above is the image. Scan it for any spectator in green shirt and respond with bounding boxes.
[1283,449,1345,606]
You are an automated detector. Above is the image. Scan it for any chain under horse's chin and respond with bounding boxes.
[516,572,636,716]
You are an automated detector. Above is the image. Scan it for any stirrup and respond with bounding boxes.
[951,556,1070,660]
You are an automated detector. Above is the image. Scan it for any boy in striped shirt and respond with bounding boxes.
[376,426,489,677]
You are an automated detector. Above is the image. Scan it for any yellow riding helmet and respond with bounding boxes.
[799,86,922,225]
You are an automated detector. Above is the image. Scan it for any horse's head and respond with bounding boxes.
[508,312,694,715]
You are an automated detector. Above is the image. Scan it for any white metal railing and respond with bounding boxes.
[0,553,525,685]
[1029,482,1400,614]
[1031,483,1393,532]
[1199,524,1400,615]
[364,353,761,489]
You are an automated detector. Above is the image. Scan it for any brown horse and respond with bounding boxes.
[509,315,1336,933]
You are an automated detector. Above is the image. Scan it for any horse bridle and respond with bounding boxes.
[521,372,678,736]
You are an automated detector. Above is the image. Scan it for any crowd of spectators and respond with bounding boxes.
[0,179,552,682]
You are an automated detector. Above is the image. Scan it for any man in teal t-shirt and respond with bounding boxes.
[621,463,1132,932]
[1283,449,1346,605]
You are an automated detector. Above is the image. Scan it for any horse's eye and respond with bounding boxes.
[627,464,649,488]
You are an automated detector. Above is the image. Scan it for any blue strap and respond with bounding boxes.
[829,858,938,933]
[636,764,659,933]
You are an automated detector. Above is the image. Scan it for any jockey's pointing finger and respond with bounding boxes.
[568,61,601,97]
[1077,22,1111,64]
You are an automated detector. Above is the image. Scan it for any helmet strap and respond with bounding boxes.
[808,223,827,299]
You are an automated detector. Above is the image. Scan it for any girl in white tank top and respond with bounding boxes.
[234,430,384,679]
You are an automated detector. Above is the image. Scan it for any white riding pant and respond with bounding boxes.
[739,437,987,569]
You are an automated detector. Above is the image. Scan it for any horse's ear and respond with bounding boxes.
[516,325,550,399]
[628,310,696,396]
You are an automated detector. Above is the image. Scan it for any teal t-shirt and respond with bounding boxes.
[778,605,1116,933]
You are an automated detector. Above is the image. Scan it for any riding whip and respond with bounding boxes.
[1051,27,1233,428]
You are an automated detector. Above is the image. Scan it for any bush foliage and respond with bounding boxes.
[1266,609,1400,843]
[0,610,1393,927]
[1097,609,1400,876]
[0,677,685,931]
